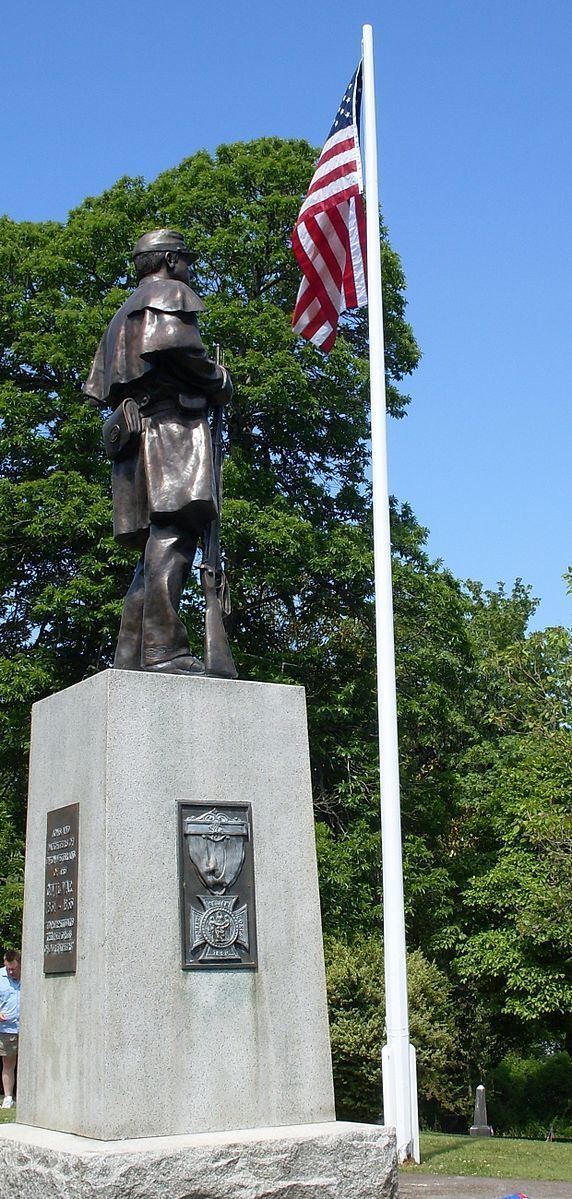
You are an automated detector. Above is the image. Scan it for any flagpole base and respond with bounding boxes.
[382,1042,420,1163]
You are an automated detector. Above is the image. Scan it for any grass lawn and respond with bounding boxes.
[401,1132,572,1182]
[0,1108,16,1125]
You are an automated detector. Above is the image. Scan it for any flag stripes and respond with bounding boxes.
[292,65,367,352]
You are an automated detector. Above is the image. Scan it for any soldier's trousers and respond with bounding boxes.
[114,523,198,670]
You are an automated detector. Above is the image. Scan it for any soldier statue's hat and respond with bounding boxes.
[132,229,191,258]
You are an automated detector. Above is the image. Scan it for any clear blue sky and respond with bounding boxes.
[2,1,571,630]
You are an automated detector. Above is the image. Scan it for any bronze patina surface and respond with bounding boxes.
[178,802,258,970]
[83,229,237,679]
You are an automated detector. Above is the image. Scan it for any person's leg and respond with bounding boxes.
[140,524,199,669]
[114,555,145,669]
[1,1053,17,1104]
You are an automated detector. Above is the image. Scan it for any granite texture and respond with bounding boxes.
[0,1121,398,1199]
[18,671,335,1140]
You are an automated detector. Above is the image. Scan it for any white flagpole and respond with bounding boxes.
[361,23,420,1164]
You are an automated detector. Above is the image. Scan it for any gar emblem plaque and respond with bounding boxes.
[178,803,257,970]
[191,896,249,962]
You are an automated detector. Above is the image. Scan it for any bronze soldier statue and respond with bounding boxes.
[83,229,237,678]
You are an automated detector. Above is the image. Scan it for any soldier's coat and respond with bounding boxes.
[83,276,228,547]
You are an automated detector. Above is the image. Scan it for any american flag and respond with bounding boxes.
[292,64,367,352]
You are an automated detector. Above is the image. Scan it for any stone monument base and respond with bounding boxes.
[0,1120,397,1199]
[19,671,335,1139]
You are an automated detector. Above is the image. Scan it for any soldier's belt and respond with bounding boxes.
[138,391,208,417]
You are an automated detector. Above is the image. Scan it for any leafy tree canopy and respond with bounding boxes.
[0,135,419,935]
[1,139,570,1129]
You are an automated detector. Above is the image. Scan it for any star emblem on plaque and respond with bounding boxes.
[178,804,258,969]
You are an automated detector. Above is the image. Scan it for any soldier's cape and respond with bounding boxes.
[83,278,206,407]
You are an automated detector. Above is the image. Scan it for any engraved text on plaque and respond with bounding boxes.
[43,803,79,974]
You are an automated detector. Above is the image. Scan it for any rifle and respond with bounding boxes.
[200,345,237,678]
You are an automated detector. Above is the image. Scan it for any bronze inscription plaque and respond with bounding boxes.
[43,803,79,974]
[178,803,258,970]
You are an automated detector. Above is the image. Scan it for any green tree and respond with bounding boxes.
[0,137,420,941]
[488,1050,572,1140]
[324,935,466,1125]
[451,626,572,1062]
[3,141,569,1134]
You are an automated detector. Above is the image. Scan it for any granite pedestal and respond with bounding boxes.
[16,670,335,1139]
[0,669,398,1197]
[0,1121,398,1199]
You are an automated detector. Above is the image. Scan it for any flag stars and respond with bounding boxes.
[331,88,354,134]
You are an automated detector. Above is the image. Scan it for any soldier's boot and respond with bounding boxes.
[148,654,204,675]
